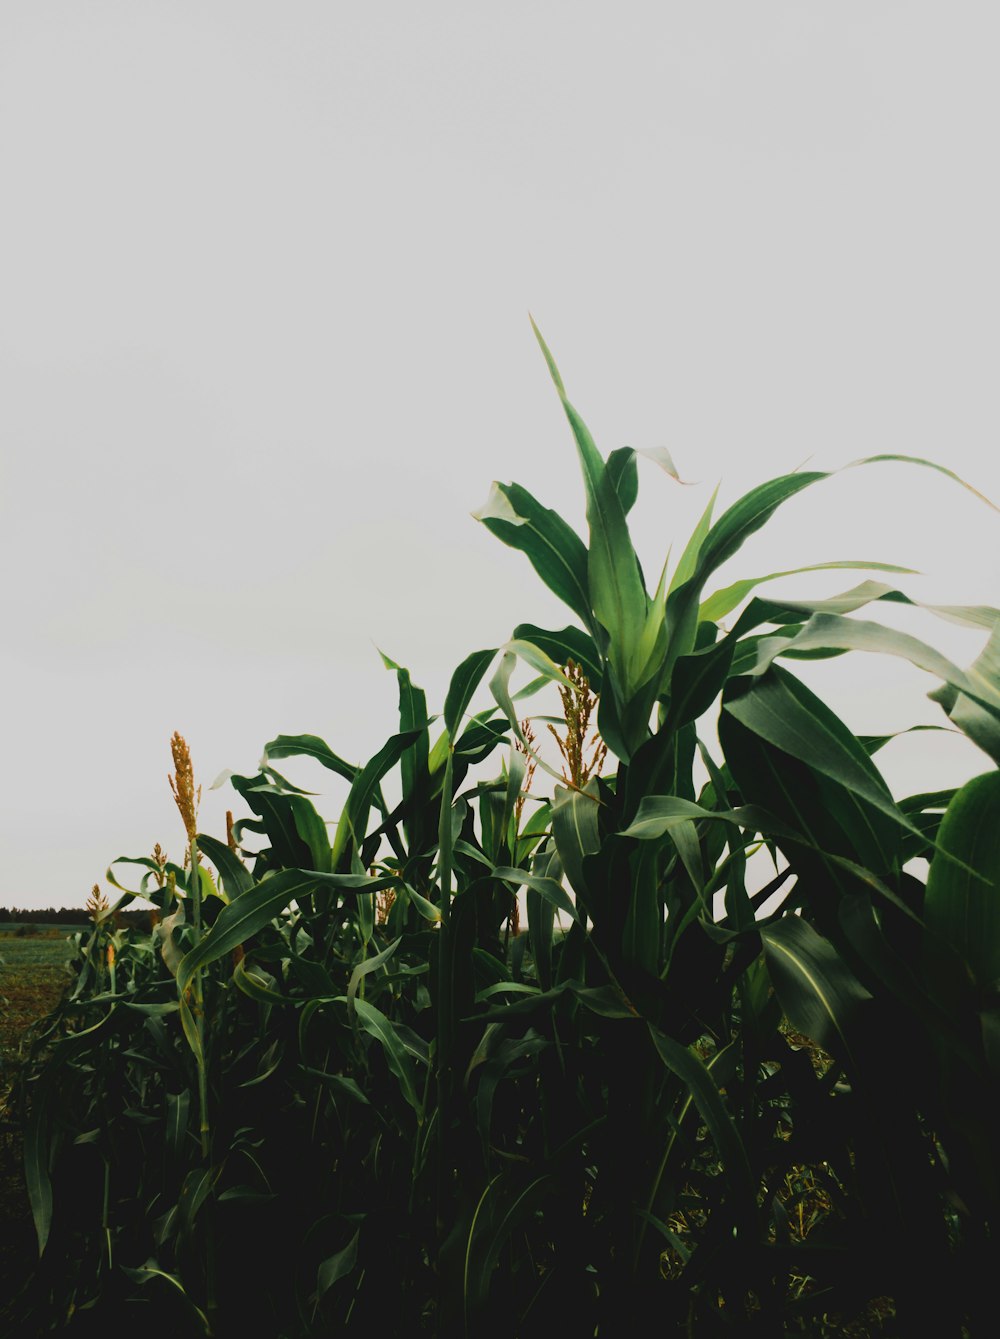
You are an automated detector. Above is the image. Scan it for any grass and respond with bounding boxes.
[0,930,78,968]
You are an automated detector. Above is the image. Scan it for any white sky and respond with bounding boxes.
[3,3,999,908]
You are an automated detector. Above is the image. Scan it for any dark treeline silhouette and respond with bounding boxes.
[0,906,153,929]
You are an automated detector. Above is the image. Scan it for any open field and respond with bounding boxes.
[0,930,77,967]
[0,932,74,1056]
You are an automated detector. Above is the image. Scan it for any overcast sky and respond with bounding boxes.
[3,3,999,908]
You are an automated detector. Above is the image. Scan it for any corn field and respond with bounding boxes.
[10,327,1000,1336]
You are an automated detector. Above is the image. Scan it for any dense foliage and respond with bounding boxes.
[12,329,1000,1336]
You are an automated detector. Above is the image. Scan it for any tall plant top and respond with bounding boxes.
[13,327,1000,1338]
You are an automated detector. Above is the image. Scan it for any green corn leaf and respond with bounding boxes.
[286,794,333,873]
[760,916,871,1068]
[463,1172,550,1331]
[503,637,574,685]
[925,771,1000,988]
[623,843,665,975]
[623,795,797,844]
[551,782,602,909]
[404,886,443,923]
[445,649,498,739]
[474,480,592,628]
[664,471,829,678]
[347,935,402,1005]
[752,611,1000,765]
[331,729,423,868]
[606,445,639,514]
[844,451,999,512]
[662,634,737,731]
[699,560,918,624]
[530,318,648,691]
[437,750,456,904]
[623,791,924,929]
[859,725,953,757]
[178,1165,217,1235]
[178,992,203,1069]
[511,623,602,691]
[668,485,719,596]
[262,733,357,784]
[489,645,571,787]
[491,866,578,923]
[380,653,430,805]
[23,1093,52,1256]
[164,1090,190,1163]
[347,996,422,1112]
[932,687,1000,765]
[176,868,396,997]
[736,577,998,631]
[526,884,555,990]
[640,1040,739,1259]
[316,1229,360,1302]
[196,833,253,899]
[105,854,186,898]
[121,1001,180,1016]
[233,956,290,1006]
[121,1262,211,1334]
[232,773,312,869]
[752,613,1000,709]
[648,1027,754,1211]
[156,904,186,980]
[607,444,688,514]
[664,453,993,693]
[474,981,542,1004]
[500,748,526,852]
[303,1069,370,1106]
[930,624,1000,763]
[723,666,918,842]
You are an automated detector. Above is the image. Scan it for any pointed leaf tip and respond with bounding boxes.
[529,315,567,398]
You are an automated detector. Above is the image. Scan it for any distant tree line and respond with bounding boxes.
[0,906,153,929]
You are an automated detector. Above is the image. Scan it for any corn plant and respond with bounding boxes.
[13,326,1000,1336]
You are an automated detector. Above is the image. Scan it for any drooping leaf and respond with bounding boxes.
[196,833,253,899]
[606,445,639,515]
[844,451,999,512]
[262,733,357,784]
[511,623,602,692]
[347,936,402,1005]
[315,1229,360,1302]
[491,866,578,923]
[723,666,916,848]
[348,996,422,1112]
[700,560,918,624]
[475,480,593,628]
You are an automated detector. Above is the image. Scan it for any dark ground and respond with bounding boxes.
[0,934,73,1329]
